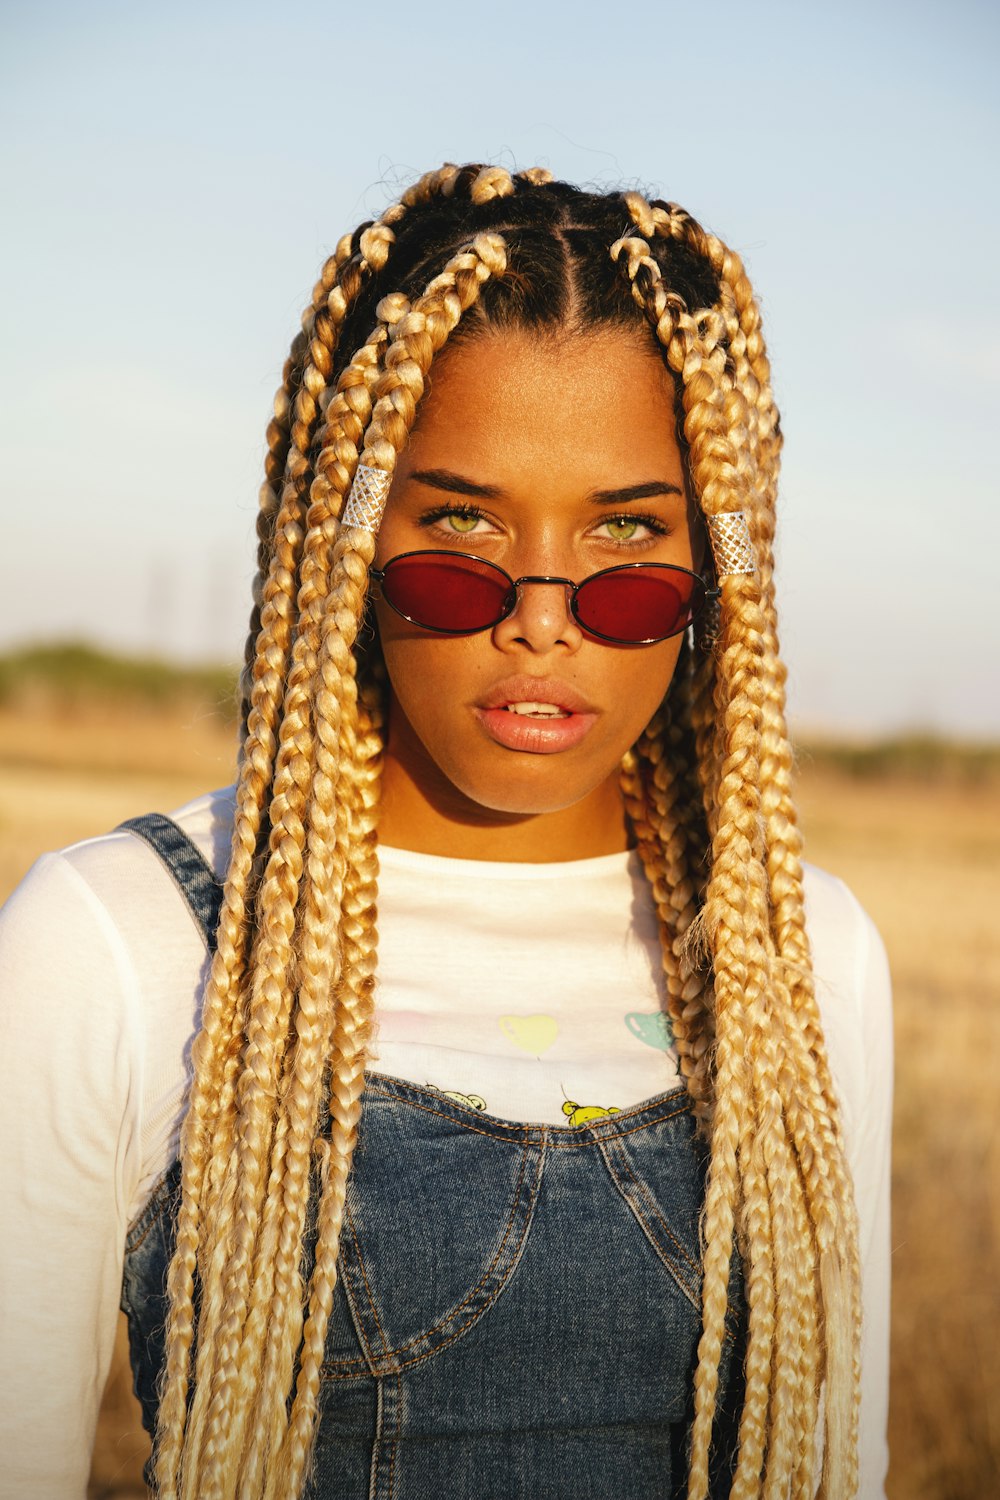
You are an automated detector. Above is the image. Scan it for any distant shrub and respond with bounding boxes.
[796,734,1000,784]
[0,642,239,719]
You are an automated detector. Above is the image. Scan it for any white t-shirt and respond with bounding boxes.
[0,786,892,1497]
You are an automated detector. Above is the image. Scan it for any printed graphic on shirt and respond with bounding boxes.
[625,1011,674,1050]
[499,1014,559,1056]
[441,1090,488,1111]
[561,1100,621,1127]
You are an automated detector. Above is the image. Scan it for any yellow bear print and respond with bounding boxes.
[442,1089,488,1112]
[561,1100,620,1127]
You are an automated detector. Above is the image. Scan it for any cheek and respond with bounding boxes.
[374,607,473,733]
[614,639,685,739]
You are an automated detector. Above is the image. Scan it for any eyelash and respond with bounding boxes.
[418,504,673,544]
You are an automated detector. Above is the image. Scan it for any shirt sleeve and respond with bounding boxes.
[0,853,142,1500]
[847,891,894,1500]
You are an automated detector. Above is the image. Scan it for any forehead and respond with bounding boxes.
[397,328,684,490]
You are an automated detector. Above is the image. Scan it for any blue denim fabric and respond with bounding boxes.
[119,818,747,1498]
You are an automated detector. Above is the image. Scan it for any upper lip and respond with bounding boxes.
[477,676,596,714]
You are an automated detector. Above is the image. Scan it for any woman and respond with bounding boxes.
[0,163,892,1499]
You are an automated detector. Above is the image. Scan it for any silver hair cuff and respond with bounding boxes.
[706,511,756,577]
[341,464,392,532]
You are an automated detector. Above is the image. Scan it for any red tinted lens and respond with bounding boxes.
[380,552,513,632]
[574,565,703,643]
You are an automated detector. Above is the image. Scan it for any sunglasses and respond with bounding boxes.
[369,550,718,645]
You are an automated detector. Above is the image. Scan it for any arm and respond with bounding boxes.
[804,866,893,1499]
[0,854,141,1500]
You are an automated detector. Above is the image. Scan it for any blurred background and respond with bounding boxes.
[1,0,998,1494]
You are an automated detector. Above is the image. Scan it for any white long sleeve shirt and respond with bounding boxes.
[0,786,892,1496]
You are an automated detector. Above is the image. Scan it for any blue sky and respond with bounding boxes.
[1,0,997,734]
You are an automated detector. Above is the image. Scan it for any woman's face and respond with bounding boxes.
[372,327,699,860]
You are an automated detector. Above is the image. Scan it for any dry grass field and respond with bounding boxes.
[1,690,997,1499]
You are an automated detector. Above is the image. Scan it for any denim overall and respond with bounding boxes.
[119,815,747,1498]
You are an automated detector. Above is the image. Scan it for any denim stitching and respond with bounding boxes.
[546,1103,690,1145]
[599,1137,740,1351]
[323,1140,543,1378]
[596,1138,702,1306]
[602,1139,701,1278]
[387,1370,402,1499]
[345,1196,395,1361]
[367,1379,382,1500]
[327,1142,538,1374]
[339,1228,379,1372]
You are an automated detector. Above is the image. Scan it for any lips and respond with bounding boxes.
[475,676,599,754]
[478,677,596,715]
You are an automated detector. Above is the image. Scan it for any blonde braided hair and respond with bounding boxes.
[154,164,861,1500]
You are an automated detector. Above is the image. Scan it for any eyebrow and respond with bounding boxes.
[409,469,683,503]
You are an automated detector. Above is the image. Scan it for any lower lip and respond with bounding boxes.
[476,707,598,754]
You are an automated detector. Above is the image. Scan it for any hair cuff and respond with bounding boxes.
[707,511,756,577]
[342,464,391,532]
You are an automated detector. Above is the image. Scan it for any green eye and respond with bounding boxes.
[447,513,482,534]
[604,517,639,541]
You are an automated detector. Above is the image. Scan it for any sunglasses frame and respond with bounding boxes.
[369,550,720,646]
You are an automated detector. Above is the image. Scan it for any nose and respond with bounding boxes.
[492,573,584,655]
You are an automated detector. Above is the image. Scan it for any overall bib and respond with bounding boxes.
[119,815,747,1498]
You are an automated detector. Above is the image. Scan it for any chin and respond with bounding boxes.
[447,766,606,820]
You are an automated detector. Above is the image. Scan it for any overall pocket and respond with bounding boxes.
[322,1080,545,1380]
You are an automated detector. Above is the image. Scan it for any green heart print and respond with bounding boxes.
[625,1011,674,1051]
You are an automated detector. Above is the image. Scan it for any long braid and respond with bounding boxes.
[155,166,528,1497]
[177,230,398,1314]
[242,303,410,1495]
[156,169,521,1494]
[617,205,863,1494]
[275,231,510,1496]
[619,647,715,1122]
[153,458,318,1494]
[160,229,510,1499]
[197,314,408,1497]
[677,216,862,1500]
[233,315,408,1498]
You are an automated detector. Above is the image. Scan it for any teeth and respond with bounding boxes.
[505,701,568,718]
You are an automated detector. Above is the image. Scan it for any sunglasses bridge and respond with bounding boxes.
[505,574,583,607]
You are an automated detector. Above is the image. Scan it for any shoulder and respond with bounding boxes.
[0,786,237,1209]
[0,781,235,1037]
[2,783,234,915]
[1,784,235,968]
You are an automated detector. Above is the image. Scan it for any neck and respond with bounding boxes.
[378,747,632,863]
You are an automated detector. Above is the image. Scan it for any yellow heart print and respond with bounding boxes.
[498,1014,559,1055]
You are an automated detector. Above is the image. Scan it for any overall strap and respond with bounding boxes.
[117,813,224,954]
